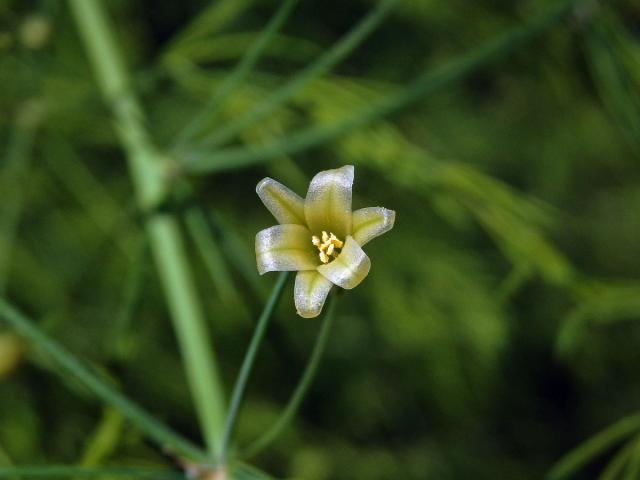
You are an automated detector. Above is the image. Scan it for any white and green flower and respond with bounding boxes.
[255,165,395,318]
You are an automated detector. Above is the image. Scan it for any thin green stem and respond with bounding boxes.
[209,212,269,300]
[185,207,242,307]
[0,298,209,462]
[219,272,290,464]
[188,0,396,150]
[68,0,226,456]
[624,436,640,479]
[173,0,300,147]
[598,439,636,480]
[183,0,581,174]
[241,294,337,459]
[78,407,124,466]
[547,413,640,480]
[0,466,185,479]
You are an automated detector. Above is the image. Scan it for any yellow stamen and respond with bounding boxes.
[312,231,344,264]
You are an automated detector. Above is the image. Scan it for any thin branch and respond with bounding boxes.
[219,272,290,464]
[241,294,337,459]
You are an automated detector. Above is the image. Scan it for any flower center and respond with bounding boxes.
[311,231,344,264]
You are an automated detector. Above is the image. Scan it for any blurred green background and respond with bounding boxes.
[1,0,640,478]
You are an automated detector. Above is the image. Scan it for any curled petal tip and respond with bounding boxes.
[352,207,396,246]
[256,177,306,225]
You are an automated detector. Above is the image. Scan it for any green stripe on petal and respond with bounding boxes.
[294,270,333,318]
[256,177,306,225]
[256,224,318,274]
[317,236,370,289]
[304,165,353,238]
[352,207,396,247]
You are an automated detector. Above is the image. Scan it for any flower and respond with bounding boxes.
[255,165,395,318]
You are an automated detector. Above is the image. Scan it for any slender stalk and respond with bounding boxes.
[173,0,301,147]
[598,439,635,480]
[185,208,242,307]
[624,436,640,480]
[184,0,582,174]
[0,298,208,462]
[189,0,397,150]
[68,0,225,456]
[209,212,268,300]
[0,466,185,479]
[219,272,290,464]
[79,407,124,465]
[242,294,337,459]
[547,413,640,480]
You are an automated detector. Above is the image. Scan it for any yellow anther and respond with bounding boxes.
[312,231,344,264]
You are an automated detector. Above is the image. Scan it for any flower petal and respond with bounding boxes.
[256,177,306,225]
[352,207,396,247]
[294,270,334,318]
[304,165,354,238]
[255,224,318,275]
[317,236,370,289]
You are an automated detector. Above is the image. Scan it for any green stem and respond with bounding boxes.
[0,298,208,462]
[184,207,241,307]
[173,0,301,147]
[78,407,124,466]
[624,436,640,480]
[0,466,185,479]
[547,413,640,480]
[184,0,582,174]
[68,0,225,456]
[241,294,337,459]
[219,272,290,464]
